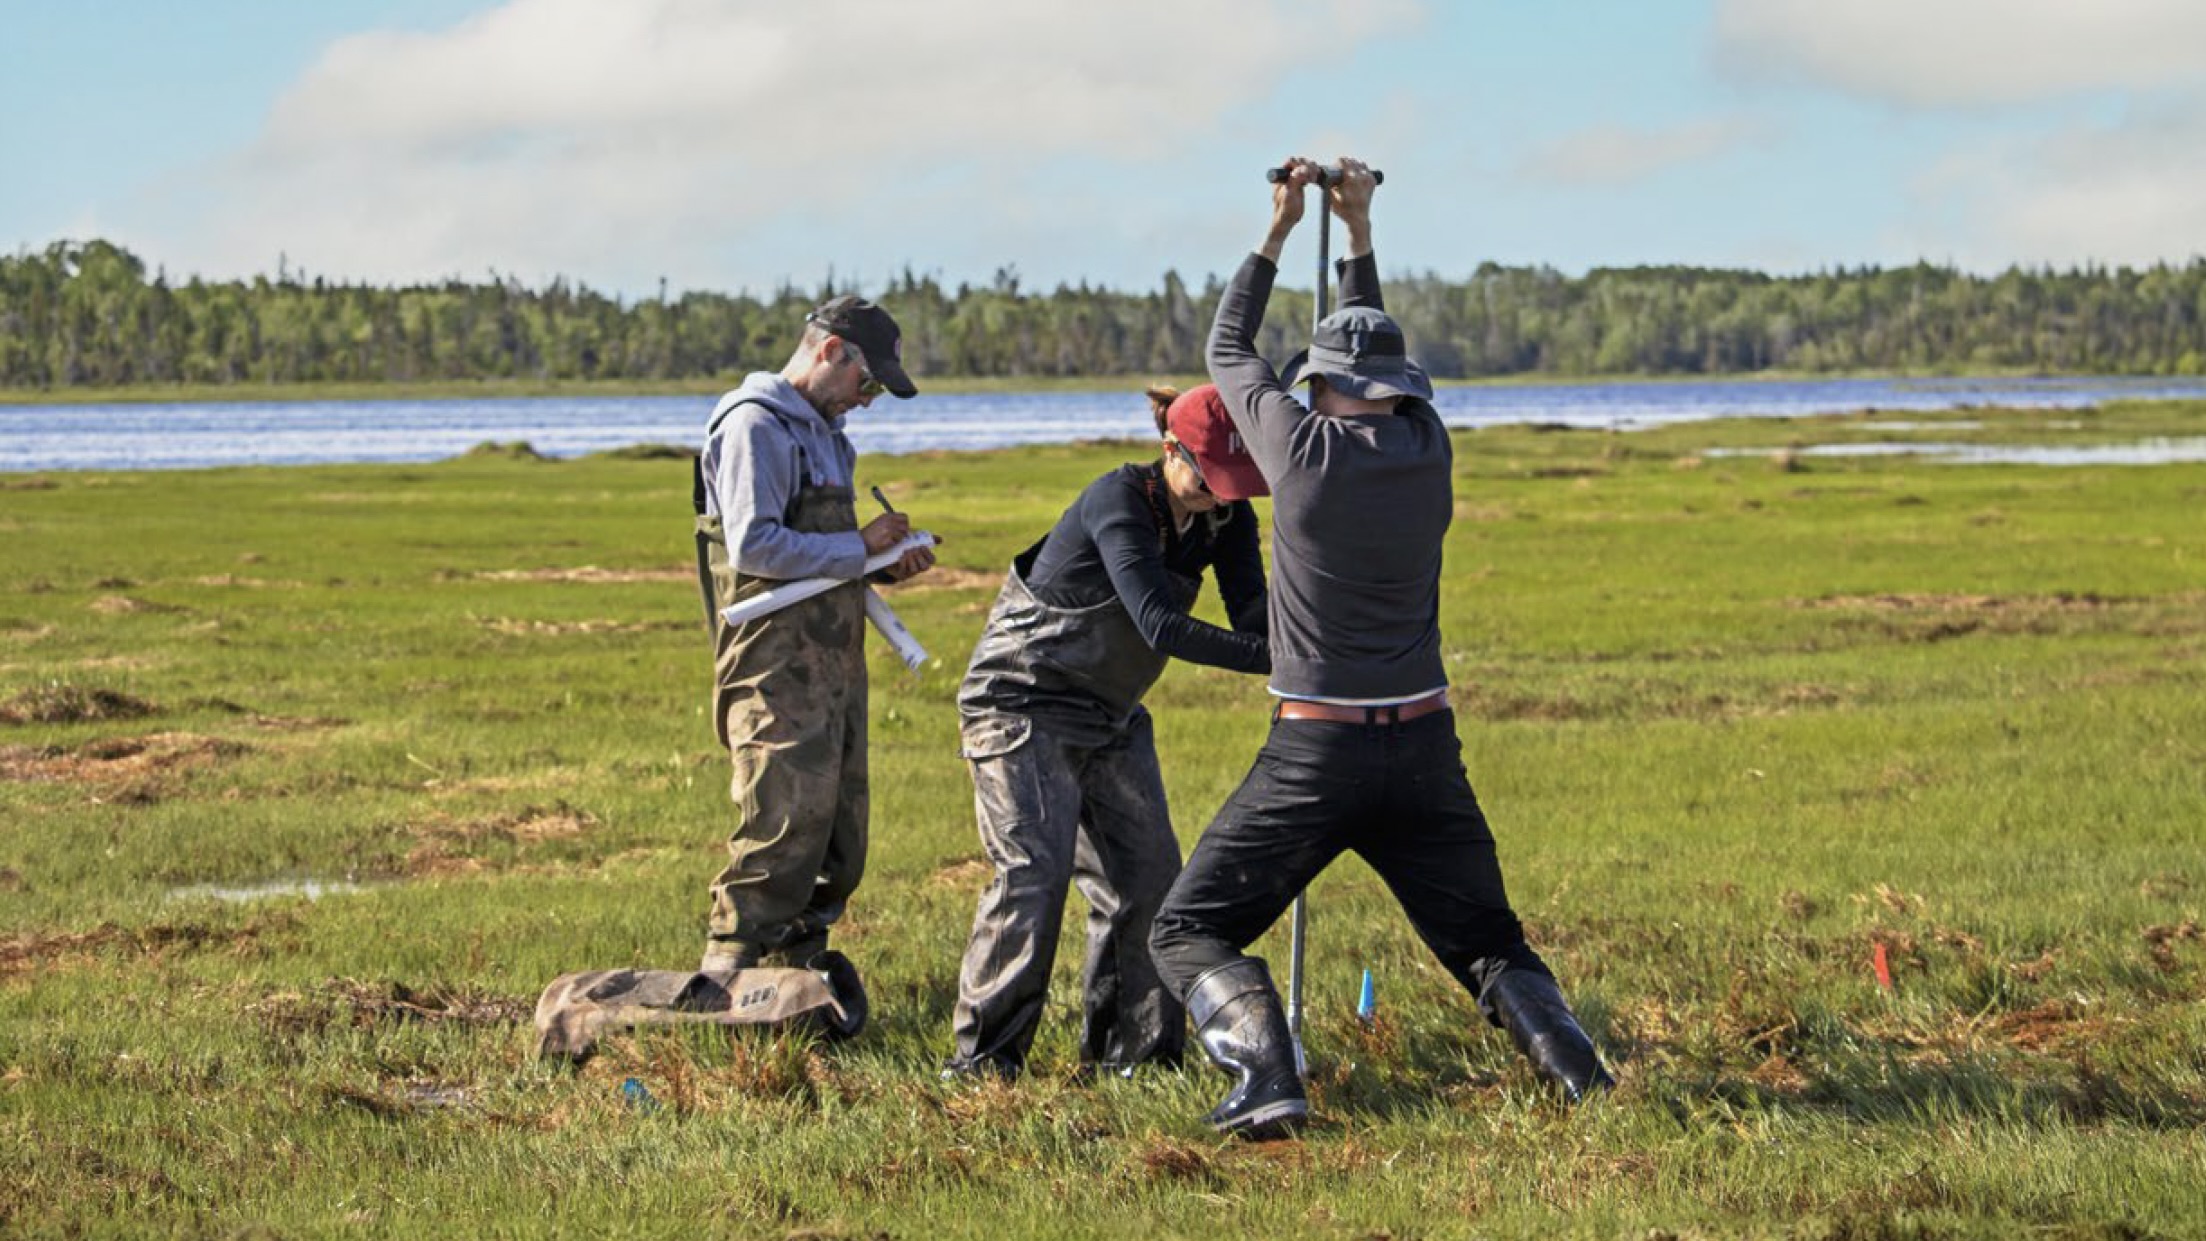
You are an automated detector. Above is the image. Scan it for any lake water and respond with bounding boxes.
[4,375,2205,473]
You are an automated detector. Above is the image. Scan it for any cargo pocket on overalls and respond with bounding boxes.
[959,714,1034,762]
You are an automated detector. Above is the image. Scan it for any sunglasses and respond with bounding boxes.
[1170,441,1213,495]
[840,339,886,399]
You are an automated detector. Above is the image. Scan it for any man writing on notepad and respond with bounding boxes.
[691,295,934,1007]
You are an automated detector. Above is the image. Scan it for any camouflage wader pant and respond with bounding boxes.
[697,479,868,967]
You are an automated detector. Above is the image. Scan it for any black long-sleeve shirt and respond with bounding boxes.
[1207,250,1451,700]
[1026,462,1270,674]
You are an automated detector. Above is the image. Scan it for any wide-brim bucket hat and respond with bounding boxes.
[1279,304,1434,402]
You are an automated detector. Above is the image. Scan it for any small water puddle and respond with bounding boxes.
[167,877,370,904]
[1710,437,2206,466]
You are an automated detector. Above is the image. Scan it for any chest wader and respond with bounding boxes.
[532,954,865,1063]
[693,434,867,969]
[945,537,1199,1076]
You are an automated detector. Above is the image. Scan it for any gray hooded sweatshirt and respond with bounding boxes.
[701,372,869,582]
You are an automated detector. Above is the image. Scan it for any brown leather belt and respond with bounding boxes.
[1272,690,1451,725]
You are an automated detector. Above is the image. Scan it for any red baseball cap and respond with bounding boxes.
[1166,384,1269,501]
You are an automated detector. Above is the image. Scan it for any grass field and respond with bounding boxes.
[2,400,2202,1239]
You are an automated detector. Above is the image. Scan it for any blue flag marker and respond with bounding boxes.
[1356,969,1377,1025]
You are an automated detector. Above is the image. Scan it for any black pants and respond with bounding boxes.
[1148,711,1549,1022]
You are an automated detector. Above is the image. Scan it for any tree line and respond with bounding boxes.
[4,239,2204,390]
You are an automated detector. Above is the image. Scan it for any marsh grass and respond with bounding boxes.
[2,401,2202,1238]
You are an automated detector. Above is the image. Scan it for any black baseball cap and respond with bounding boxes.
[806,295,917,399]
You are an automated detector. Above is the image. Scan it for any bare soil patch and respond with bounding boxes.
[0,732,248,786]
[1,731,251,806]
[1798,591,2134,613]
[89,595,183,615]
[1447,679,1851,725]
[191,574,303,589]
[469,566,691,584]
[2144,919,2202,970]
[1795,590,2206,646]
[403,804,600,876]
[1993,999,2116,1054]
[0,685,158,725]
[250,977,531,1036]
[479,616,690,636]
[241,713,349,732]
[0,917,288,980]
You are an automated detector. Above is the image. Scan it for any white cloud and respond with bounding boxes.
[139,0,1421,292]
[1896,92,2206,268]
[1517,117,1771,188]
[1713,0,2206,108]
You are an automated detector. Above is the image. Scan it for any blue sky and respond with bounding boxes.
[5,0,2202,298]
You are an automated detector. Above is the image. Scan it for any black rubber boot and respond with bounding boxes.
[807,950,867,1040]
[1187,958,1309,1139]
[1484,969,1615,1102]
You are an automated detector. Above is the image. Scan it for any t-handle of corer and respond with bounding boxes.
[1266,165,1385,187]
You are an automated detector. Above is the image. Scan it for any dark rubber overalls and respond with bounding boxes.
[946,538,1199,1075]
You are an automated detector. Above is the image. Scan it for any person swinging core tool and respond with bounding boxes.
[1146,156,1615,1138]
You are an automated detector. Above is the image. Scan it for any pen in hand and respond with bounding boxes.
[870,485,896,516]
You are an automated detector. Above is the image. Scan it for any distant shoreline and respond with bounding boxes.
[0,367,2161,407]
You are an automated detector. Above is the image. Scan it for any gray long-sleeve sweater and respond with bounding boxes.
[701,373,870,582]
[1206,250,1451,701]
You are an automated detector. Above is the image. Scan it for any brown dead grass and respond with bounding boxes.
[88,595,182,615]
[0,684,158,725]
[1992,999,2119,1054]
[470,566,691,584]
[2144,919,2202,970]
[1795,590,2206,648]
[191,574,304,589]
[250,977,532,1036]
[1798,591,2133,613]
[2140,872,2192,900]
[0,732,248,804]
[478,617,690,636]
[402,804,600,876]
[0,916,290,980]
[1447,679,1851,725]
[241,713,349,732]
[927,857,992,890]
[1130,1137,1215,1182]
[1796,591,2206,645]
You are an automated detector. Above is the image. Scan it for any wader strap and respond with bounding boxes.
[693,398,809,631]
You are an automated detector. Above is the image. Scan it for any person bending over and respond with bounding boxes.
[947,384,1271,1079]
